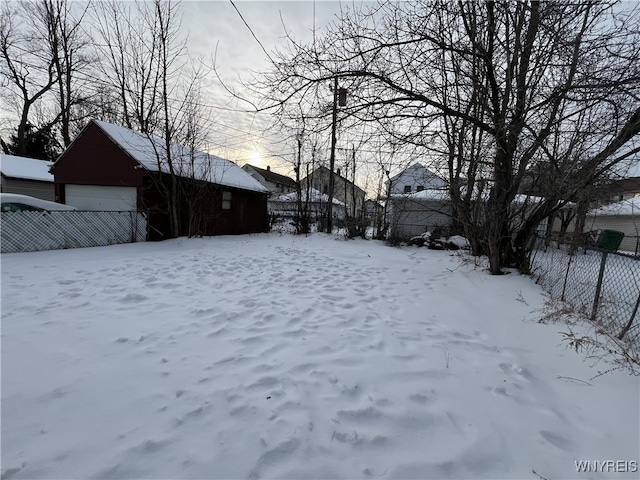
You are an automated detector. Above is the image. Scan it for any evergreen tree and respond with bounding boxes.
[1,124,60,160]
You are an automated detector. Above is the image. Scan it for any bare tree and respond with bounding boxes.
[92,0,163,133]
[45,0,93,147]
[93,0,211,239]
[0,0,91,157]
[259,0,640,273]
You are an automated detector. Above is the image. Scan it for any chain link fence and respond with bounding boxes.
[1,210,147,253]
[530,236,640,354]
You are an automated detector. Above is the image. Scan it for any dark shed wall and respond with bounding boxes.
[142,173,268,240]
[215,188,268,235]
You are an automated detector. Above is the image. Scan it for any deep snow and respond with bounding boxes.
[1,233,638,479]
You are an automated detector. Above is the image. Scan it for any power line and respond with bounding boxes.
[229,0,275,66]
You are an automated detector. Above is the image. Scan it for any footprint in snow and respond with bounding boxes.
[498,362,535,381]
[540,430,573,452]
[119,293,149,304]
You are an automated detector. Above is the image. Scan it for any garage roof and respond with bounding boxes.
[92,120,268,193]
[0,154,54,182]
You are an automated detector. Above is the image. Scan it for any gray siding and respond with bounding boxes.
[304,168,365,216]
[1,177,55,201]
[586,215,640,254]
[388,197,453,238]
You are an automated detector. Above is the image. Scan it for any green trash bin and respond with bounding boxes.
[596,229,625,251]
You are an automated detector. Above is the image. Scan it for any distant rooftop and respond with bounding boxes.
[244,164,296,187]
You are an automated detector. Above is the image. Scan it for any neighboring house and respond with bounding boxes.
[268,188,347,222]
[586,197,640,255]
[242,164,297,195]
[384,164,454,239]
[386,163,447,195]
[52,120,269,240]
[387,190,555,240]
[387,188,452,239]
[362,199,383,225]
[302,165,365,217]
[0,154,55,201]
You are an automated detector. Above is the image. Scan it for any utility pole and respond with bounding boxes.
[352,146,356,218]
[295,131,304,234]
[344,160,348,220]
[326,76,338,233]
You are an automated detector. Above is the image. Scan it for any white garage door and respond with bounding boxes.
[65,185,137,211]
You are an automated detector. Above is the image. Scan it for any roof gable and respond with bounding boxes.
[0,154,54,182]
[91,120,268,193]
[307,166,366,195]
[388,163,444,185]
[244,164,296,187]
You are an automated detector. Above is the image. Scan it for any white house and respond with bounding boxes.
[386,163,447,195]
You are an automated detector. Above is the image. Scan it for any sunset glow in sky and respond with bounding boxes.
[180,1,347,173]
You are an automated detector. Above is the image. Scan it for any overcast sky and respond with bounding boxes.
[179,1,350,173]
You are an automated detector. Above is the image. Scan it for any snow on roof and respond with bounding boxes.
[513,194,577,209]
[273,188,345,205]
[0,154,53,182]
[93,120,268,193]
[589,197,640,217]
[390,190,578,211]
[390,188,450,201]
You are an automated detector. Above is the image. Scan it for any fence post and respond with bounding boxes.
[590,251,608,323]
[561,253,573,301]
[130,211,135,243]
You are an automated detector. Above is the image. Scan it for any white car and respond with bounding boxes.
[0,193,76,212]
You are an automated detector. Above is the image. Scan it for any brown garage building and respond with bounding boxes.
[52,120,269,240]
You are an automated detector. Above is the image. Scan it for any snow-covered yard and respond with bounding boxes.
[1,233,638,479]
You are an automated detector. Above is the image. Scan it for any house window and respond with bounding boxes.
[323,184,328,194]
[417,185,425,192]
[404,185,412,193]
[222,191,232,210]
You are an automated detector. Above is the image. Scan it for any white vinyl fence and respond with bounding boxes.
[1,210,147,253]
